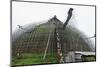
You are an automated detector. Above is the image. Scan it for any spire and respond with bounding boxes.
[50,15,61,22]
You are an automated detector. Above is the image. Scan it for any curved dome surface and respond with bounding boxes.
[12,16,94,65]
[12,16,93,55]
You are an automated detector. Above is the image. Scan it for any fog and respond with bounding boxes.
[12,1,95,46]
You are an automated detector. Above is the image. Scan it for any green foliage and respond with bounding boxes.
[12,53,57,65]
[81,55,96,62]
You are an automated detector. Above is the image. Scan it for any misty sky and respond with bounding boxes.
[12,1,95,44]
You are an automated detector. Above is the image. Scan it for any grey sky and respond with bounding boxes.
[12,1,95,44]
